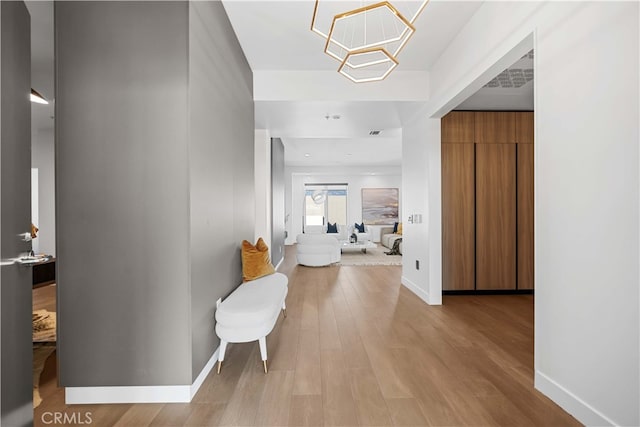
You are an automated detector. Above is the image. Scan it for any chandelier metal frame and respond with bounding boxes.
[311,0,429,83]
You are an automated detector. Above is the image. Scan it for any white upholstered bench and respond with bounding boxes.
[215,272,288,374]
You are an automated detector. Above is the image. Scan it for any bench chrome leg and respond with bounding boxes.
[282,301,287,318]
[217,340,228,374]
[258,336,268,373]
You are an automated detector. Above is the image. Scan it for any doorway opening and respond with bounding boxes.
[27,0,57,416]
[441,49,535,294]
[441,36,535,301]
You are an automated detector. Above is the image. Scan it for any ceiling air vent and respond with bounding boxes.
[369,130,381,136]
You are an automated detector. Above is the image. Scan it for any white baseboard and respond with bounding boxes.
[401,276,431,305]
[535,370,617,426]
[65,346,220,404]
[65,385,191,404]
[190,346,219,399]
[275,256,284,271]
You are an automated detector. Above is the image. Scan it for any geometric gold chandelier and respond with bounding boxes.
[311,0,429,83]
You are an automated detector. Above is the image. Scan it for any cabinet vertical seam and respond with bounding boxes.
[474,142,477,291]
[515,143,519,290]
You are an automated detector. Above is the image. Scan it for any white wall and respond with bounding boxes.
[255,129,271,249]
[401,118,441,306]
[411,2,639,425]
[254,70,429,102]
[31,128,55,256]
[533,5,638,425]
[285,165,401,244]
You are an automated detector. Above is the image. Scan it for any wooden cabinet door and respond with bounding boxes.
[475,112,515,143]
[515,112,534,144]
[476,144,517,289]
[442,111,475,144]
[442,143,475,290]
[518,143,534,289]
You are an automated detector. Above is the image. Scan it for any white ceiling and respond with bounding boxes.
[223,0,484,166]
[222,0,484,72]
[255,100,419,138]
[285,136,402,167]
[256,100,412,167]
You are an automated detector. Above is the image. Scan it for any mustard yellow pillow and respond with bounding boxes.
[241,237,275,282]
[397,222,403,235]
[31,223,39,239]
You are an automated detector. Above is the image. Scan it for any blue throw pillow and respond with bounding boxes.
[327,222,338,233]
[355,222,365,233]
[393,222,399,233]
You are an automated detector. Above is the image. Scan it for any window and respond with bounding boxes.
[304,184,348,230]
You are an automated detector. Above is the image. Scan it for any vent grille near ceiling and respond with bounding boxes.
[484,69,533,88]
[369,130,381,136]
[484,50,534,88]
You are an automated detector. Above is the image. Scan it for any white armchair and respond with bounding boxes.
[303,225,325,234]
[351,224,371,242]
[335,224,349,241]
[296,233,341,267]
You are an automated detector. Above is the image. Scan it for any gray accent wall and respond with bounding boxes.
[271,138,285,267]
[188,1,254,381]
[1,2,33,425]
[56,2,182,387]
[56,0,254,389]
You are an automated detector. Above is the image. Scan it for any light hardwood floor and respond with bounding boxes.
[34,247,581,426]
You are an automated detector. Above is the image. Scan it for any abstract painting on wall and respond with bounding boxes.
[361,188,399,225]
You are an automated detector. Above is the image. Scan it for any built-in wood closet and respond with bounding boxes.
[442,111,534,292]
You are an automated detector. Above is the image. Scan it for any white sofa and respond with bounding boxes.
[303,224,356,241]
[303,225,326,234]
[296,233,341,266]
[380,226,403,254]
[352,225,371,243]
[330,224,372,242]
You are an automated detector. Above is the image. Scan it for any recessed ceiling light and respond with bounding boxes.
[304,153,311,157]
